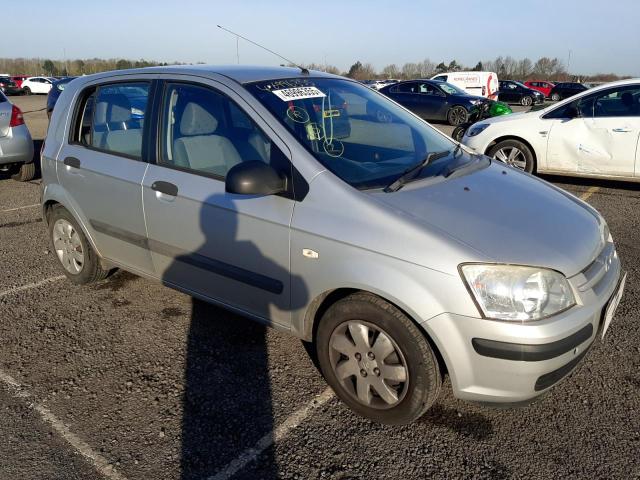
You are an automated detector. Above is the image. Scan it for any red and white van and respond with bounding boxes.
[431,71,499,99]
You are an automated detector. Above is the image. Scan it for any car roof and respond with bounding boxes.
[72,65,341,85]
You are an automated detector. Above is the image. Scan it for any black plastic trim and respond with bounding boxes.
[89,220,283,295]
[472,323,593,362]
[534,348,589,391]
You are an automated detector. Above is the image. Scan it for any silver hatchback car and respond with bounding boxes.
[42,66,625,424]
[0,90,35,181]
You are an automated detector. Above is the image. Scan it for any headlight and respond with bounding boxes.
[460,264,575,321]
[466,123,490,137]
[469,99,483,105]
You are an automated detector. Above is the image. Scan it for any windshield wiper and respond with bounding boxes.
[384,150,451,192]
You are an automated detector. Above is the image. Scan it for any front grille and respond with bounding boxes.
[577,242,616,295]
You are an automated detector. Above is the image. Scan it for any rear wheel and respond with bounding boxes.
[521,95,533,106]
[11,162,35,182]
[49,206,111,284]
[487,139,535,173]
[316,292,441,424]
[22,87,31,95]
[551,92,560,101]
[447,106,468,126]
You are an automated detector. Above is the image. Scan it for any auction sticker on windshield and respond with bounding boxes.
[272,86,326,101]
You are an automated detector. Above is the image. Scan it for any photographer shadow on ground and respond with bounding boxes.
[161,193,308,479]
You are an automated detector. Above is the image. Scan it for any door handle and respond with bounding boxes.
[151,181,178,197]
[612,128,631,133]
[63,157,81,169]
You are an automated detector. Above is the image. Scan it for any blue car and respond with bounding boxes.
[379,79,486,126]
[47,77,77,119]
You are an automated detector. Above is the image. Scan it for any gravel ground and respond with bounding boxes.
[0,96,638,480]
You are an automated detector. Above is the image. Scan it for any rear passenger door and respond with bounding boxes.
[141,80,295,328]
[57,80,154,274]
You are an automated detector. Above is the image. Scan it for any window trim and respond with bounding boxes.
[67,79,153,162]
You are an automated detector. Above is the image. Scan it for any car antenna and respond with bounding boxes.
[216,25,309,75]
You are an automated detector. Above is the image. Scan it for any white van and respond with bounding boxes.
[431,71,499,99]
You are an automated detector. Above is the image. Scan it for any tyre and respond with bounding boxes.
[11,162,35,182]
[447,106,468,126]
[316,292,441,425]
[551,92,560,101]
[452,126,467,142]
[22,87,31,95]
[49,206,111,284]
[487,139,535,173]
[521,95,533,107]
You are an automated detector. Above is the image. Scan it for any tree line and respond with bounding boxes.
[0,57,187,76]
[0,56,628,84]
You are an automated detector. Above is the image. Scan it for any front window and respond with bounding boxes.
[246,78,459,190]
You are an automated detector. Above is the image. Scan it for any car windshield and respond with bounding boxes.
[55,78,75,91]
[246,78,456,190]
[514,81,528,89]
[439,82,465,95]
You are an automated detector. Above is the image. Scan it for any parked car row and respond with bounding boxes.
[0,76,60,95]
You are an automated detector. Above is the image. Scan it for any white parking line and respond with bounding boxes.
[0,275,66,299]
[580,186,600,201]
[209,387,335,480]
[0,369,127,480]
[0,203,40,213]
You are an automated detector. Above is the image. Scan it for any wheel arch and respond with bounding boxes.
[485,135,538,172]
[41,185,103,259]
[302,287,449,377]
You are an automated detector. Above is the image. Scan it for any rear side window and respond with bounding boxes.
[74,82,149,158]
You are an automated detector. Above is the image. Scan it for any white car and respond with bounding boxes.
[462,78,640,180]
[21,76,54,95]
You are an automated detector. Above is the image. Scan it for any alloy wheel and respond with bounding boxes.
[52,219,85,274]
[449,106,467,125]
[328,320,409,409]
[521,96,533,106]
[493,146,527,170]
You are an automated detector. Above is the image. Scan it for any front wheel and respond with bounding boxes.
[316,292,441,425]
[22,87,31,95]
[487,139,535,173]
[521,95,533,106]
[551,92,560,101]
[447,106,468,126]
[452,125,467,142]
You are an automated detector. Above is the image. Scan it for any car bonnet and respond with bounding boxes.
[373,161,604,277]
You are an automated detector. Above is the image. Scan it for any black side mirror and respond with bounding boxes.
[565,105,581,119]
[225,161,286,196]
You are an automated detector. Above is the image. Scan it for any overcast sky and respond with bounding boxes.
[5,0,639,76]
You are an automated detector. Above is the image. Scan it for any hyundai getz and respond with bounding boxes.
[41,66,625,424]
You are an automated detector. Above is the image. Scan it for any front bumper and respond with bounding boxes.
[0,124,34,165]
[426,243,622,404]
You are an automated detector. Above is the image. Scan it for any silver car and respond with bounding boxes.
[41,66,625,424]
[0,90,35,181]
